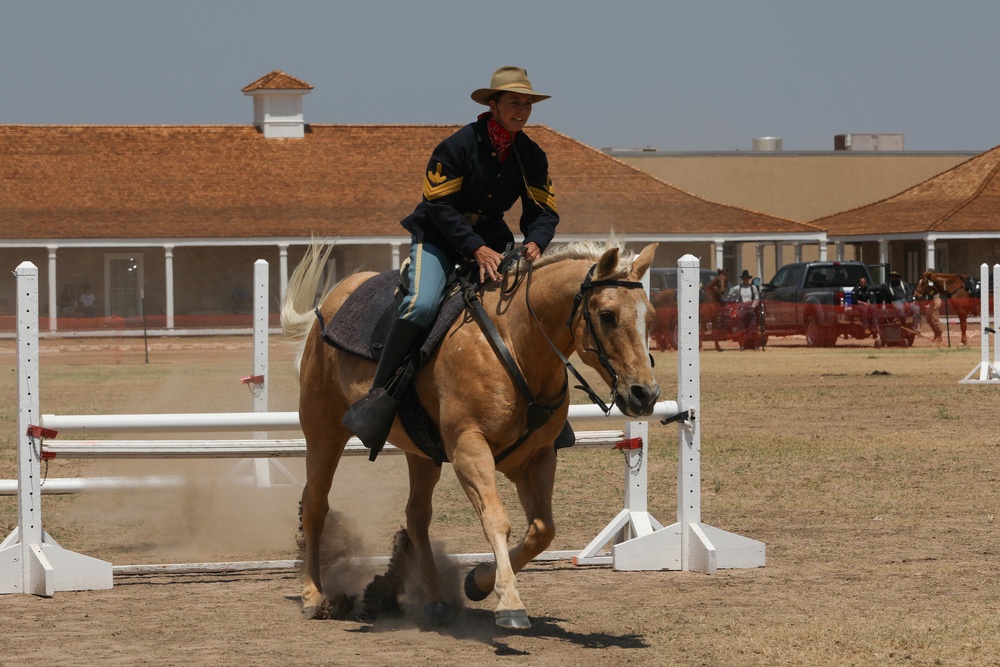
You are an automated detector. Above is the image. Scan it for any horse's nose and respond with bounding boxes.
[629,382,660,412]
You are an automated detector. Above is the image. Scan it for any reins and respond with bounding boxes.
[461,247,566,464]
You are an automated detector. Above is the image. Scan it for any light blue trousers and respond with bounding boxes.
[398,239,453,330]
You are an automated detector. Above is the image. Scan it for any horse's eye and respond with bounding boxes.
[599,311,616,326]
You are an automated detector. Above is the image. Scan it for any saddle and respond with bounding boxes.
[320,269,466,465]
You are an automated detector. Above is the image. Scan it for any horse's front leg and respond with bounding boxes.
[466,445,556,615]
[450,436,528,629]
[403,453,452,626]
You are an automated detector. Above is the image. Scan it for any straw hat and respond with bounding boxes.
[471,67,551,106]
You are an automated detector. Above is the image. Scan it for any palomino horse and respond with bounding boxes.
[913,271,978,346]
[282,240,661,629]
[649,269,728,352]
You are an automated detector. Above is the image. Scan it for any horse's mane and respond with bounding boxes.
[531,239,635,279]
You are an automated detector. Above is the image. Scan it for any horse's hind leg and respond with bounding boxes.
[403,453,452,625]
[299,422,350,619]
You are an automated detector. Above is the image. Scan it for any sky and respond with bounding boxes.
[2,1,998,153]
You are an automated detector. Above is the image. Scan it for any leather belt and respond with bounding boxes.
[462,212,497,226]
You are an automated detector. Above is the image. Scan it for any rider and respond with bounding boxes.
[342,66,560,452]
[852,276,879,339]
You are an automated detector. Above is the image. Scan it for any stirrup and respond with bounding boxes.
[342,387,400,460]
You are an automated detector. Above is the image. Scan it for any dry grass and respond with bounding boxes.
[2,335,1000,665]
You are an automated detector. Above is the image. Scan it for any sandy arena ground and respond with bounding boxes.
[2,332,1000,666]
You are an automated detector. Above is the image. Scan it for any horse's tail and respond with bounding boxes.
[281,241,336,374]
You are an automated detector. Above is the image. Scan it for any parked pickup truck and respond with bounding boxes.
[761,261,914,347]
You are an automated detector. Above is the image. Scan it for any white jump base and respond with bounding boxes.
[2,255,764,595]
[960,263,1000,384]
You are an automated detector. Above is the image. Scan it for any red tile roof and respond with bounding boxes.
[815,144,1000,235]
[241,70,313,92]
[0,123,817,241]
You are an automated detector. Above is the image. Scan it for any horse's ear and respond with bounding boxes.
[630,243,658,281]
[595,247,620,279]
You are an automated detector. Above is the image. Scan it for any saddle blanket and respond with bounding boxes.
[322,270,466,363]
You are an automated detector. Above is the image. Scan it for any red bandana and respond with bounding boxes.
[481,111,515,163]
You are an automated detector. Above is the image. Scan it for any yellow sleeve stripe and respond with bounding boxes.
[423,176,463,201]
[528,185,557,212]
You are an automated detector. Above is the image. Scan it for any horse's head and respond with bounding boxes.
[571,243,661,417]
[704,269,728,303]
[913,271,935,299]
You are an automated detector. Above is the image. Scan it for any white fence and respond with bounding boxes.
[1,255,764,596]
[961,263,1000,383]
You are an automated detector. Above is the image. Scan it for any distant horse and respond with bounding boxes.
[650,288,678,350]
[282,240,661,629]
[650,269,728,352]
[913,271,978,346]
[701,270,729,352]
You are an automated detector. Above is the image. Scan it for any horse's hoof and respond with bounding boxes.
[464,567,491,602]
[424,601,456,627]
[302,604,326,620]
[495,609,531,630]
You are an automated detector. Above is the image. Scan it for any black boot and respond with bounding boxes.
[342,318,425,458]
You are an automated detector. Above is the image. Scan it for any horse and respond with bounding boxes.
[701,270,728,352]
[650,287,678,350]
[649,269,728,352]
[913,271,978,346]
[281,240,661,629]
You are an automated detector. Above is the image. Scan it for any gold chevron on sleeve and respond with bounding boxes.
[528,182,557,212]
[427,162,448,185]
[423,174,463,201]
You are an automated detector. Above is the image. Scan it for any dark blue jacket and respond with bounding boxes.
[401,115,559,261]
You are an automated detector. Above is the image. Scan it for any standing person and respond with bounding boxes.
[59,284,78,317]
[888,270,921,330]
[914,269,944,342]
[729,270,760,350]
[78,283,98,317]
[342,66,559,451]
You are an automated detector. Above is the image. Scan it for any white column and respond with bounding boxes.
[755,243,765,281]
[47,246,58,331]
[925,238,936,270]
[818,240,828,261]
[835,242,845,261]
[714,241,725,272]
[278,244,289,300]
[879,239,889,265]
[391,243,402,271]
[164,246,175,330]
[774,243,784,273]
[793,243,803,263]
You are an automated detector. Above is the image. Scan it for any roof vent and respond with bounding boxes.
[752,137,783,151]
[834,133,904,151]
[242,71,314,139]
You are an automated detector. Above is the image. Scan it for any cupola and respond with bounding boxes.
[241,71,314,138]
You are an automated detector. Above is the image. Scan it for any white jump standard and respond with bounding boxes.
[960,262,1000,384]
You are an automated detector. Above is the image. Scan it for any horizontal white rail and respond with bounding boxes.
[40,401,678,435]
[35,430,627,460]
